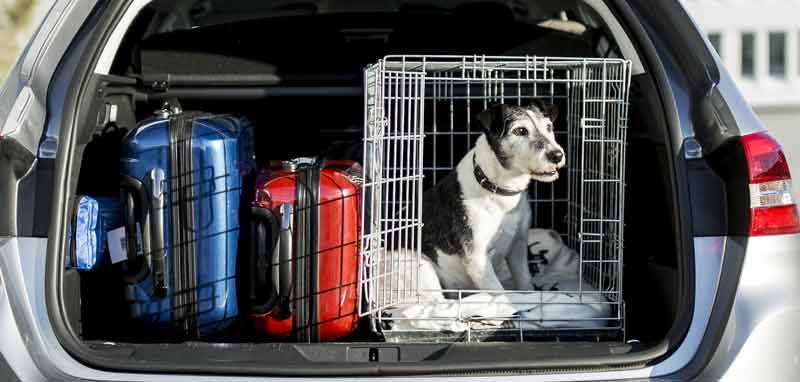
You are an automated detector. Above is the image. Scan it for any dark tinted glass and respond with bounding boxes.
[769,32,786,77]
[741,32,755,78]
[708,33,721,55]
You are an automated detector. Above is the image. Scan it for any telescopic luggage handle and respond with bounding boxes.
[147,169,168,298]
[277,203,294,317]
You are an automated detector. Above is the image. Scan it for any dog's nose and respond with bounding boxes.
[546,150,564,164]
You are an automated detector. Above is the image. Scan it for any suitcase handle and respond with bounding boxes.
[120,176,152,285]
[147,169,168,298]
[277,203,294,318]
[249,207,279,313]
[120,173,168,297]
[249,204,294,318]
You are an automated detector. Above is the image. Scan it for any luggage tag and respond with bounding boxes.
[107,223,143,264]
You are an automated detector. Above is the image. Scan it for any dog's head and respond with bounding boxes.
[475,102,566,182]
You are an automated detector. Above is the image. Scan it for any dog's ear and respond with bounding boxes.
[527,100,559,122]
[475,104,508,137]
[543,103,559,122]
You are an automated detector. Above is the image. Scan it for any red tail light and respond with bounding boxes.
[741,132,800,236]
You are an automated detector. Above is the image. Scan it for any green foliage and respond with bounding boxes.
[1,0,39,81]
[7,0,36,26]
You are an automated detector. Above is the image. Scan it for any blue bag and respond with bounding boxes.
[67,196,122,270]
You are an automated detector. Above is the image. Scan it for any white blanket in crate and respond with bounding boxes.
[386,229,611,332]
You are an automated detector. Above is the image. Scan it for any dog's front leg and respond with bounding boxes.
[508,233,533,290]
[463,246,506,292]
[462,246,513,326]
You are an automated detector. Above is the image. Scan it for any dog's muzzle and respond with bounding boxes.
[545,150,564,165]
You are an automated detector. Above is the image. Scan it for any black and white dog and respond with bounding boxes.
[380,102,567,330]
[420,102,566,294]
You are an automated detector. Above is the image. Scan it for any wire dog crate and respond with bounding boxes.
[360,55,631,342]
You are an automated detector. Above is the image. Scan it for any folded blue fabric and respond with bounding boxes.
[68,196,122,270]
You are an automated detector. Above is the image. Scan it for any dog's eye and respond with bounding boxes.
[547,124,554,133]
[512,127,528,136]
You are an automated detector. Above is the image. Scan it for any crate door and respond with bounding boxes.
[566,61,629,332]
[360,67,426,316]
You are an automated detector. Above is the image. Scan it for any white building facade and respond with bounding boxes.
[682,0,800,197]
[682,0,800,108]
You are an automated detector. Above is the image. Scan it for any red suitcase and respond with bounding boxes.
[249,158,362,342]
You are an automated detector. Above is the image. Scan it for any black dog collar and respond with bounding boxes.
[473,154,527,196]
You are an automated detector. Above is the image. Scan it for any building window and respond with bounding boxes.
[708,32,722,56]
[741,32,755,78]
[769,32,786,77]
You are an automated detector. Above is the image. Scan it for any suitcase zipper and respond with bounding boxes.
[181,115,198,336]
[168,113,186,335]
[293,164,322,342]
[308,165,321,343]
[294,168,310,342]
[168,113,199,337]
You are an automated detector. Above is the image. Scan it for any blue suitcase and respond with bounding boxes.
[119,106,254,337]
[67,195,123,270]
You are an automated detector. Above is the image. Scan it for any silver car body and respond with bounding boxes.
[1,0,798,380]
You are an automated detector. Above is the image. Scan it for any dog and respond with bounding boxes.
[420,102,566,294]
[374,102,565,330]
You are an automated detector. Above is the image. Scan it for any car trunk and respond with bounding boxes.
[55,0,688,375]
